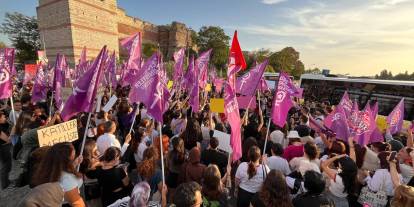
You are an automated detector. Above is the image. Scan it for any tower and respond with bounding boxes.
[37,0,119,64]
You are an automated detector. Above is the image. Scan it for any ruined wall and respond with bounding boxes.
[37,0,193,65]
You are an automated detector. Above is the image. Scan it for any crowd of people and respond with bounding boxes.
[1,80,414,207]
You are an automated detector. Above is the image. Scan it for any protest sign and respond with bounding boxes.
[213,130,232,153]
[37,119,78,147]
[210,98,224,113]
[237,96,256,109]
[103,95,117,112]
[376,115,388,132]
[24,64,37,84]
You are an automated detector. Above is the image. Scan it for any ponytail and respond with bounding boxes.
[247,146,261,179]
[248,161,257,179]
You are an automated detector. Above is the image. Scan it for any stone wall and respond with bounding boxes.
[37,0,194,65]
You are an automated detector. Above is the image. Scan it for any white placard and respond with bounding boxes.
[102,95,118,112]
[213,130,232,153]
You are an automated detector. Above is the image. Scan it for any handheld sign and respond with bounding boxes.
[102,95,118,112]
[213,130,232,153]
[37,119,78,147]
[210,98,225,113]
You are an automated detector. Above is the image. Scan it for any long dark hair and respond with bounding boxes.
[259,170,293,207]
[337,156,358,195]
[31,142,80,187]
[248,146,261,179]
[79,139,96,173]
[131,128,144,153]
[181,118,202,149]
[14,111,33,136]
[171,137,185,165]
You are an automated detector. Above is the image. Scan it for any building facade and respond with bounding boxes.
[37,0,193,64]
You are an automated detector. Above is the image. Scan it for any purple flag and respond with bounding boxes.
[0,48,15,99]
[236,60,268,96]
[53,54,67,110]
[271,72,299,127]
[187,57,199,113]
[348,102,376,145]
[339,91,352,117]
[128,52,169,122]
[106,51,117,89]
[213,78,224,92]
[324,105,350,141]
[258,77,270,92]
[173,48,185,83]
[387,98,404,135]
[372,101,378,118]
[224,82,242,161]
[196,49,212,89]
[61,46,108,121]
[76,47,87,79]
[121,33,142,71]
[31,63,48,103]
[183,56,195,91]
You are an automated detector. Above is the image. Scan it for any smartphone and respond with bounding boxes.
[389,151,397,162]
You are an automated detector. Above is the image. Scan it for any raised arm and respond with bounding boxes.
[348,137,356,163]
[321,154,346,180]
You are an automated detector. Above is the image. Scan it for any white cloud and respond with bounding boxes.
[235,0,414,75]
[261,0,288,5]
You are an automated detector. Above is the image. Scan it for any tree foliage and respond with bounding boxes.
[268,47,305,79]
[142,42,158,58]
[375,69,414,81]
[0,41,6,49]
[195,26,230,70]
[0,12,40,63]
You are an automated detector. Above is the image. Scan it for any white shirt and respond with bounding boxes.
[290,157,320,173]
[96,133,128,155]
[329,174,347,198]
[365,169,402,196]
[134,142,148,163]
[267,156,291,175]
[400,163,414,184]
[235,162,270,193]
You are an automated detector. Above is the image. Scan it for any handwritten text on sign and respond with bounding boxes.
[37,119,78,147]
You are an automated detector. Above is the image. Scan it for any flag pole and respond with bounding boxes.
[241,95,256,123]
[262,118,271,155]
[49,91,54,117]
[9,96,16,124]
[262,73,281,155]
[77,112,92,171]
[128,104,139,134]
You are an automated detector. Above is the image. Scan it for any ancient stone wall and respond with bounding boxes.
[37,0,193,65]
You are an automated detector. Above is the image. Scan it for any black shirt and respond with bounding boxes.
[292,193,335,207]
[201,148,228,176]
[86,166,127,195]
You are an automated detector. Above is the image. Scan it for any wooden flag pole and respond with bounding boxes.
[128,105,139,134]
[262,118,271,156]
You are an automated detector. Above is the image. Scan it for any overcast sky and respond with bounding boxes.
[1,0,414,76]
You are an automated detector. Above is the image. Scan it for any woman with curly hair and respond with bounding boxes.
[137,146,163,201]
[250,170,293,207]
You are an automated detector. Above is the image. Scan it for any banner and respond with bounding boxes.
[24,64,37,84]
[37,119,78,147]
[210,98,224,113]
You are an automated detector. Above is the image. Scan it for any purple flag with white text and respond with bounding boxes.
[196,49,212,90]
[32,63,48,103]
[121,33,142,71]
[0,48,14,99]
[387,98,404,135]
[61,46,107,121]
[339,91,353,117]
[324,105,350,141]
[53,54,67,110]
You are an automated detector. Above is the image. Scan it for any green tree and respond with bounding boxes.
[268,47,305,79]
[142,42,158,58]
[0,12,40,63]
[195,26,230,71]
[304,67,321,74]
[0,41,6,48]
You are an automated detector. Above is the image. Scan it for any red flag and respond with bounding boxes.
[229,31,246,71]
